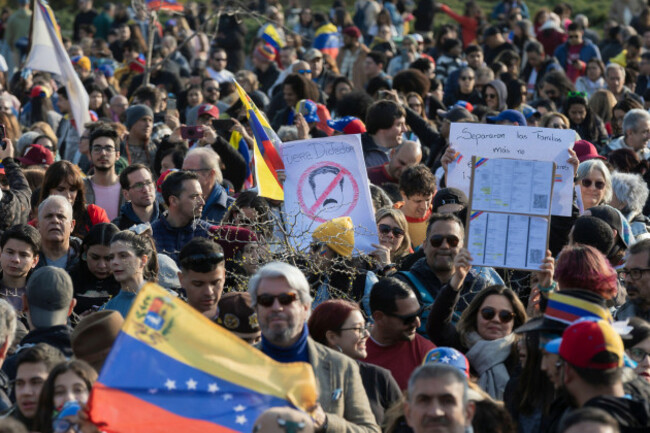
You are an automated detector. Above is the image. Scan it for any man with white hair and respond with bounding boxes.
[35,196,81,270]
[605,63,633,101]
[182,147,235,224]
[249,262,380,433]
[606,109,650,159]
[610,172,650,240]
[404,364,476,433]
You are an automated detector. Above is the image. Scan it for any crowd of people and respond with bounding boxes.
[0,0,647,432]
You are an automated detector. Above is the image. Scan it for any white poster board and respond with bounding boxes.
[466,157,554,271]
[281,135,378,253]
[447,123,575,216]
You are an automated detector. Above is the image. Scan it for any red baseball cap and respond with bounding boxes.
[197,104,220,119]
[559,318,624,370]
[18,144,54,167]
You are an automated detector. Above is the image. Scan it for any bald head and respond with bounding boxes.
[388,141,423,180]
[291,61,312,80]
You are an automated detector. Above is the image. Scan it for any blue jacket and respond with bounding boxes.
[554,39,601,70]
[151,213,215,264]
[202,181,234,224]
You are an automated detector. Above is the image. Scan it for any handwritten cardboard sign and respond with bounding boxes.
[282,135,378,253]
[447,123,575,216]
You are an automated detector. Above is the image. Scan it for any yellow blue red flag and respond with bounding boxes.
[229,130,253,189]
[233,80,285,201]
[313,23,340,60]
[261,23,286,58]
[88,283,317,432]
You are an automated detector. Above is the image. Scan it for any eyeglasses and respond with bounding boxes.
[257,292,299,307]
[297,69,312,74]
[581,178,606,190]
[387,307,423,325]
[480,307,516,323]
[53,419,80,433]
[568,91,588,99]
[460,76,475,81]
[485,93,497,99]
[378,224,405,237]
[128,179,154,190]
[429,234,460,248]
[629,347,650,362]
[340,323,371,336]
[618,267,650,281]
[91,145,116,153]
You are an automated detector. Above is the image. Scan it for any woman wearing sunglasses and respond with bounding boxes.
[371,208,411,272]
[33,360,97,433]
[427,285,527,400]
[624,317,650,383]
[576,159,612,211]
[308,300,402,425]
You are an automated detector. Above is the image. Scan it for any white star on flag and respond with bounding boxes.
[208,383,220,393]
[165,379,176,390]
[223,393,234,401]
[186,378,198,390]
[451,353,459,360]
[235,415,247,425]
[234,405,246,412]
[441,356,451,363]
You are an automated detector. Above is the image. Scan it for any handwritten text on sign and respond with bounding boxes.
[447,123,575,216]
[282,135,378,253]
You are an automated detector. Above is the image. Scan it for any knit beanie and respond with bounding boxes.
[125,104,154,129]
[312,216,355,257]
[254,44,276,63]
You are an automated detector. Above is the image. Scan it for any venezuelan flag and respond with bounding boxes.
[229,130,253,189]
[261,23,286,64]
[147,0,184,12]
[313,23,340,60]
[233,80,285,201]
[88,284,317,432]
[544,292,612,325]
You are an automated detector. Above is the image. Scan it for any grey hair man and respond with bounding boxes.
[249,262,380,433]
[36,195,80,270]
[611,172,650,240]
[404,364,476,433]
[182,147,234,224]
[606,109,650,159]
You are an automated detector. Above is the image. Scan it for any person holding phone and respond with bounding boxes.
[0,138,31,229]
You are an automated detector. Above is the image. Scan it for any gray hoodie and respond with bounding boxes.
[487,79,508,111]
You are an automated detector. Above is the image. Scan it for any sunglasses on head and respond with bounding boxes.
[430,234,460,248]
[581,178,605,190]
[257,292,299,307]
[388,307,423,325]
[378,224,405,237]
[480,307,516,323]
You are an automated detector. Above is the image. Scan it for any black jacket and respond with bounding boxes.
[585,395,650,433]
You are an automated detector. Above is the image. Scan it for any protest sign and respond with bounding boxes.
[282,135,378,253]
[447,123,574,216]
[466,157,554,271]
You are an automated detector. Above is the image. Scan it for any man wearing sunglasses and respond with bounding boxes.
[617,239,650,322]
[397,213,498,321]
[554,22,601,83]
[178,238,226,320]
[365,277,434,390]
[250,262,379,433]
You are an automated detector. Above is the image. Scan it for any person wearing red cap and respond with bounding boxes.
[554,319,650,430]
[338,26,370,89]
[17,144,54,168]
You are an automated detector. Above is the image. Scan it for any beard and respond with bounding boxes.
[432,253,454,272]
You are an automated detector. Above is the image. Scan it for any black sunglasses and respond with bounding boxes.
[378,224,405,237]
[480,307,516,323]
[257,292,299,307]
[430,234,460,248]
[388,307,423,325]
[581,178,605,190]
